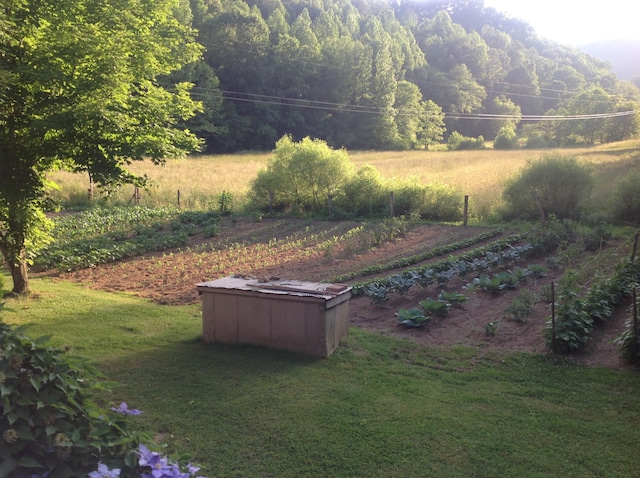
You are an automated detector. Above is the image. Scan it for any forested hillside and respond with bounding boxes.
[180,0,640,151]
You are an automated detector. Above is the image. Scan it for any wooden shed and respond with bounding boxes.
[196,276,351,358]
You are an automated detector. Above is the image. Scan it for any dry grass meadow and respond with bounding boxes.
[47,140,640,219]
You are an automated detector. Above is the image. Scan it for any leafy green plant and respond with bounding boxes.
[419,298,451,316]
[583,223,613,251]
[395,307,431,328]
[438,290,468,307]
[546,279,593,353]
[527,264,548,278]
[511,266,533,282]
[217,190,233,215]
[504,289,538,323]
[364,283,391,305]
[468,272,518,294]
[0,321,205,478]
[615,295,640,365]
[0,323,142,476]
[389,274,414,297]
[485,321,499,336]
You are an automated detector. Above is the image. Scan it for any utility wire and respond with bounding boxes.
[190,87,636,121]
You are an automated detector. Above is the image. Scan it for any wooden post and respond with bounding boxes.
[88,174,94,200]
[534,191,545,226]
[463,195,469,226]
[551,282,556,353]
[177,190,181,208]
[127,186,141,206]
[633,288,638,360]
[389,191,395,218]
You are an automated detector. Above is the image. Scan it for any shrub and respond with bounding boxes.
[447,131,485,150]
[502,154,593,220]
[610,170,640,224]
[420,182,464,222]
[248,135,354,214]
[339,165,388,217]
[493,125,518,150]
[524,131,555,149]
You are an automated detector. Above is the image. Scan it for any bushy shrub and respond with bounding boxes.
[493,125,518,150]
[388,177,427,217]
[248,135,354,214]
[421,182,464,221]
[524,131,555,149]
[610,170,640,224]
[502,154,593,220]
[387,179,463,222]
[339,165,389,217]
[447,131,485,150]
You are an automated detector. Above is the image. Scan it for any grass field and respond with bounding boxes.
[7,140,640,476]
[3,275,640,477]
[47,140,640,219]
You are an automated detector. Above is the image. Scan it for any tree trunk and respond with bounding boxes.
[0,220,30,295]
[6,259,29,294]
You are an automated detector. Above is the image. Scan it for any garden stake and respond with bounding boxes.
[551,282,556,353]
[633,288,638,360]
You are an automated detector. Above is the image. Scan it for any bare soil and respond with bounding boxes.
[53,218,631,369]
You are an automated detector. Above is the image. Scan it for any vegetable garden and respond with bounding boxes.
[30,207,640,368]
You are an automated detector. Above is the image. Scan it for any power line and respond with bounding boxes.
[191,87,637,121]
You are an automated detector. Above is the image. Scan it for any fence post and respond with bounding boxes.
[389,191,395,218]
[177,190,181,208]
[633,288,638,360]
[551,282,556,353]
[88,175,94,200]
[463,195,469,226]
[534,191,545,226]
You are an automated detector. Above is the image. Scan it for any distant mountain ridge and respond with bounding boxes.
[579,39,640,80]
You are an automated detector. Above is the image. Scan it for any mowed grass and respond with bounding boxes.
[3,275,640,477]
[47,140,640,218]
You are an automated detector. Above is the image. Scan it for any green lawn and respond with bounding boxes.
[3,276,640,477]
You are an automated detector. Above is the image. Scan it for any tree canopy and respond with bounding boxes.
[184,0,639,152]
[0,0,203,293]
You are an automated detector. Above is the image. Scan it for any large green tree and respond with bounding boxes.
[0,0,202,294]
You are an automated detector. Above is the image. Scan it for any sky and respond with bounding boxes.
[482,1,640,46]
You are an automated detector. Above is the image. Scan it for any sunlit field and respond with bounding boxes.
[47,140,640,219]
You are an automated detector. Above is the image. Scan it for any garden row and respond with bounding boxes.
[548,251,640,362]
[351,234,530,303]
[36,207,220,272]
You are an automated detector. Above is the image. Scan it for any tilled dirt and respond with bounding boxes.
[51,218,631,368]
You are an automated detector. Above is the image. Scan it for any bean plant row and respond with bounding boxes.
[548,256,640,355]
[35,207,219,272]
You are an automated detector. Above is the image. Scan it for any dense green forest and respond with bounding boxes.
[175,0,640,152]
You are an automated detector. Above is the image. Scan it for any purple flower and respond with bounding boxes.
[88,462,121,478]
[137,444,206,478]
[111,402,143,415]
